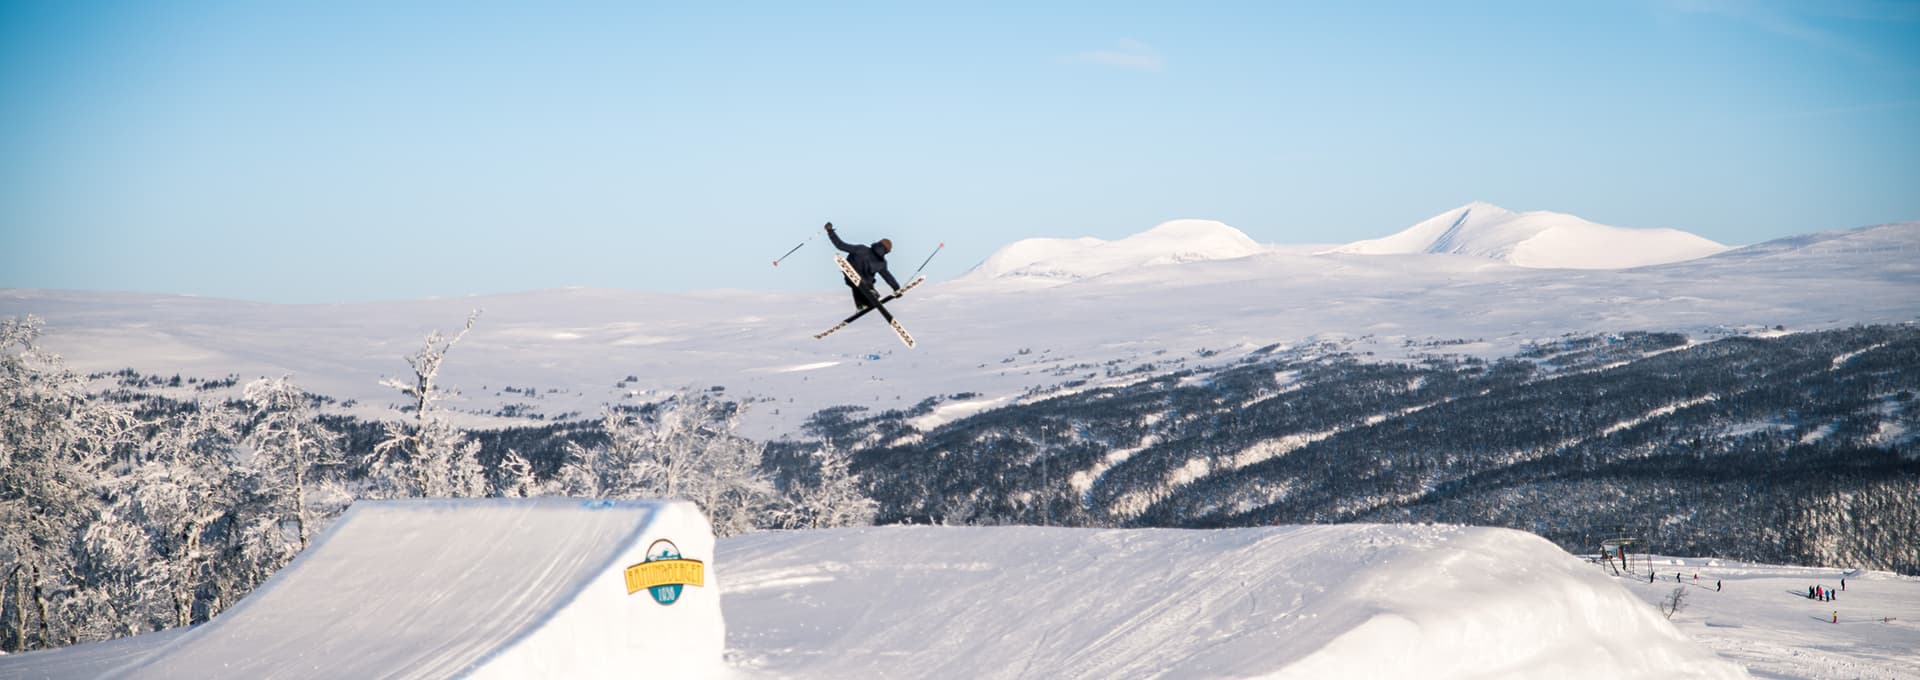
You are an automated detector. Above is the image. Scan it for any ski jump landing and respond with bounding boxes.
[96,498,723,680]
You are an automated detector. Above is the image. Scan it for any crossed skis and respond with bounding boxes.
[817,255,922,348]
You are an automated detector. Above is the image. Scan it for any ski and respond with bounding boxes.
[862,293,916,349]
[813,276,925,342]
[835,255,862,287]
[888,318,916,348]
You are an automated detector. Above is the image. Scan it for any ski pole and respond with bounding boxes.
[772,235,813,267]
[910,242,945,278]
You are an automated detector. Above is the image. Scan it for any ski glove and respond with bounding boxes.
[824,222,834,232]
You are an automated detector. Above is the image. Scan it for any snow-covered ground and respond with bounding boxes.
[718,524,1750,679]
[1623,556,1920,680]
[718,527,1920,679]
[7,519,1917,678]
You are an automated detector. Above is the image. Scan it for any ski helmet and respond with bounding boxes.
[877,238,893,254]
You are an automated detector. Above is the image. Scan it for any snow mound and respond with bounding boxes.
[1699,221,1920,262]
[1330,201,1729,269]
[103,498,723,679]
[719,524,1747,679]
[963,219,1266,282]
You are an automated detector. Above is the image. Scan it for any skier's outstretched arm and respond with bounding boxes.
[825,223,856,253]
[879,268,902,292]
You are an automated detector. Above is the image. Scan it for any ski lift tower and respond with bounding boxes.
[1600,536,1647,577]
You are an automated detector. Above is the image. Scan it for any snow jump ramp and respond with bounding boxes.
[109,498,724,679]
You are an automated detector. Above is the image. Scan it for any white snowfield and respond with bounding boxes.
[719,524,1747,679]
[97,498,721,679]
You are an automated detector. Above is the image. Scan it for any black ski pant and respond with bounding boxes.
[848,282,881,310]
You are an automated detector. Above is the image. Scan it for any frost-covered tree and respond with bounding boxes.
[558,411,650,498]
[496,449,542,498]
[369,312,487,498]
[787,442,877,529]
[242,376,343,549]
[560,393,778,536]
[70,509,167,641]
[0,316,124,651]
[124,404,242,628]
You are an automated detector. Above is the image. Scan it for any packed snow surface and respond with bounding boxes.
[95,499,721,680]
[11,523,1920,678]
[1329,201,1731,268]
[1621,557,1920,680]
[720,524,1746,679]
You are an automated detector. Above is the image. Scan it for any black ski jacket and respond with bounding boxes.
[829,231,901,291]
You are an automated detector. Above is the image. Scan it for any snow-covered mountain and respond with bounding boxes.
[960,219,1266,283]
[0,216,1913,442]
[1328,201,1731,269]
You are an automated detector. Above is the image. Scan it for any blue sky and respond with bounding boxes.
[2,1,1916,303]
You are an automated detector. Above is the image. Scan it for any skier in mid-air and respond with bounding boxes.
[825,222,901,310]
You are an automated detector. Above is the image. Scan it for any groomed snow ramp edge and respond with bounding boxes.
[108,498,724,680]
[719,524,1750,679]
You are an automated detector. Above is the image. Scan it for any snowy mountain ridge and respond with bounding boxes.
[1326,201,1731,269]
[960,218,1266,283]
[961,202,1734,284]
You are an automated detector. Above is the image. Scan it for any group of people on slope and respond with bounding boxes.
[1809,580,1844,602]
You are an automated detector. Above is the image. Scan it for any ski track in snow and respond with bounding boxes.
[1832,342,1891,369]
[1603,395,1721,437]
[771,361,841,373]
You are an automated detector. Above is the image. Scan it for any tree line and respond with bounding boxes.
[0,315,874,653]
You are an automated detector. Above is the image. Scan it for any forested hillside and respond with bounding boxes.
[807,325,1920,574]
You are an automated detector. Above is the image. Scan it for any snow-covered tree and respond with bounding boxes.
[242,376,343,549]
[70,509,168,641]
[369,312,487,498]
[124,404,243,628]
[0,316,123,651]
[787,442,877,529]
[560,393,778,536]
[496,449,542,498]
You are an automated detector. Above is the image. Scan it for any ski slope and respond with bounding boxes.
[12,520,1920,678]
[719,524,1746,679]
[27,498,725,680]
[1620,557,1920,680]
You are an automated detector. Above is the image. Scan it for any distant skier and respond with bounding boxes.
[825,222,901,310]
[1715,580,1721,592]
[1841,577,1846,591]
